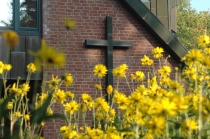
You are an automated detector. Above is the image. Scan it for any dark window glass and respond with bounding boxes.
[0,0,13,27]
[20,0,37,28]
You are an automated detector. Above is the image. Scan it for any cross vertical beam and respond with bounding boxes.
[106,16,114,86]
[85,16,133,87]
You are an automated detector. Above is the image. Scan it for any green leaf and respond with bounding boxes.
[0,93,14,119]
[30,93,65,124]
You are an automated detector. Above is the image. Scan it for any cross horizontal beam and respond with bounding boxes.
[85,40,133,48]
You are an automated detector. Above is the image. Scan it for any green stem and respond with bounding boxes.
[158,58,161,69]
[198,87,203,139]
[125,76,132,93]
[82,112,86,130]
[99,79,102,97]
[1,118,4,137]
[135,105,139,139]
[166,117,169,139]
[92,104,96,128]
[195,66,202,139]
[117,78,119,91]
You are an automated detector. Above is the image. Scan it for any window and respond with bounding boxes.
[0,0,41,35]
[0,0,42,80]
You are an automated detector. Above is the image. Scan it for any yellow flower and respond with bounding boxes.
[114,91,129,110]
[53,89,66,104]
[61,73,74,86]
[43,47,66,68]
[69,130,79,138]
[181,49,203,67]
[82,94,93,110]
[0,61,4,74]
[95,84,102,90]
[172,95,188,113]
[60,125,70,134]
[25,114,30,120]
[160,77,171,86]
[107,85,113,95]
[79,103,87,112]
[47,108,53,115]
[152,47,164,58]
[27,63,36,73]
[9,83,23,97]
[106,126,121,139]
[46,74,61,90]
[112,65,126,79]
[154,98,177,116]
[63,101,79,115]
[181,119,198,136]
[143,133,154,139]
[65,17,76,30]
[141,55,153,66]
[86,127,104,139]
[204,47,210,55]
[39,93,48,101]
[134,71,145,81]
[129,90,143,105]
[158,66,171,77]
[60,126,72,138]
[95,97,110,112]
[120,64,128,70]
[146,117,165,137]
[169,80,183,93]
[130,73,135,79]
[3,64,12,71]
[65,91,74,99]
[28,39,66,69]
[183,67,195,78]
[135,85,148,95]
[20,83,30,92]
[149,76,158,89]
[2,30,19,49]
[14,111,22,118]
[7,102,13,110]
[198,35,210,47]
[41,121,45,126]
[93,64,108,78]
[106,109,116,123]
[201,56,210,68]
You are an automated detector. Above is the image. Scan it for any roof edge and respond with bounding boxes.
[120,0,188,61]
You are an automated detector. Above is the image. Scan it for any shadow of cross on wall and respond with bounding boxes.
[85,16,133,87]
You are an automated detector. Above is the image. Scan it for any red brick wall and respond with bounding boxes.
[42,0,179,138]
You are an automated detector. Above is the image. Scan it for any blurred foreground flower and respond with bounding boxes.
[0,61,4,74]
[28,39,66,70]
[65,17,76,30]
[1,30,19,49]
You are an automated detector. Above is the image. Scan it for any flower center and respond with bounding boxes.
[47,58,53,63]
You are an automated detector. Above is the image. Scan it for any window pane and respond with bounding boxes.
[20,0,37,28]
[0,0,13,27]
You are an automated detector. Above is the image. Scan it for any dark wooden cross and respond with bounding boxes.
[85,16,133,86]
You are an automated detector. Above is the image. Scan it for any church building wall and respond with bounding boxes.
[42,0,179,138]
